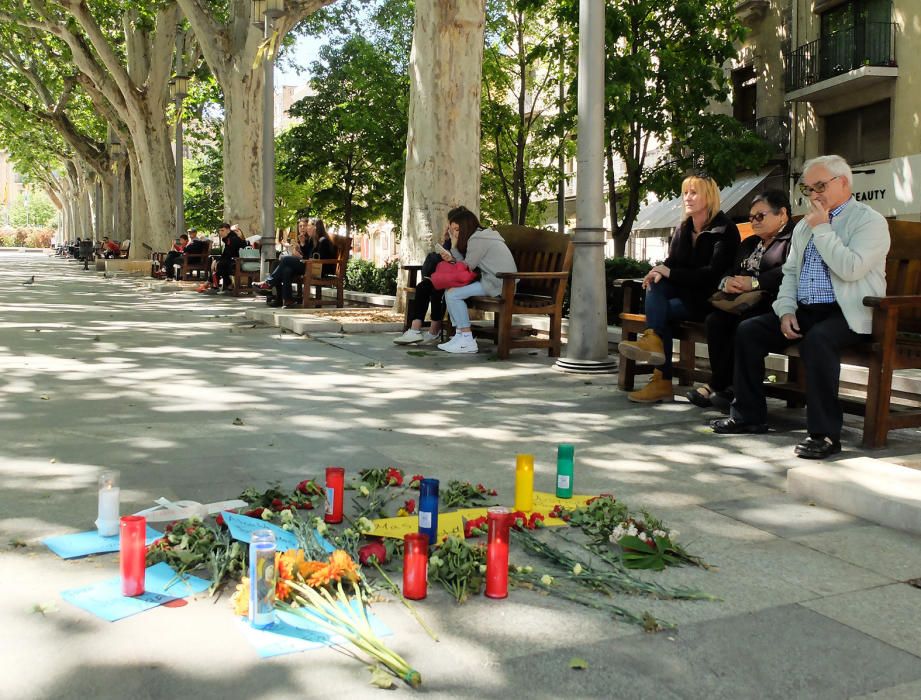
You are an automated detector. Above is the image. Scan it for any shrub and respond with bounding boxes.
[0,227,54,248]
[562,256,652,325]
[345,257,399,296]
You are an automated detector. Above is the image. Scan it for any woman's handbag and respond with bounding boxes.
[708,289,768,315]
[431,261,477,290]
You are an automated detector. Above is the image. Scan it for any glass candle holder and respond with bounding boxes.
[556,444,575,499]
[403,532,428,600]
[119,515,146,596]
[417,478,440,546]
[514,454,534,512]
[96,471,120,537]
[325,467,345,524]
[249,529,277,628]
[485,507,512,599]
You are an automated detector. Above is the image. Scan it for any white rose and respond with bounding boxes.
[540,574,554,585]
[359,485,370,497]
[261,509,274,521]
[572,563,582,575]
[315,521,328,535]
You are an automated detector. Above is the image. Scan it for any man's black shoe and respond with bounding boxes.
[794,436,841,459]
[710,417,769,434]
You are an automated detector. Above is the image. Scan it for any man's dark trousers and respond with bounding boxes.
[731,303,864,436]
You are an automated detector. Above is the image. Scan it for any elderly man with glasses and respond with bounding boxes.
[711,154,890,459]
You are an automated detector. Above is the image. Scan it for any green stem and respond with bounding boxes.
[373,561,439,641]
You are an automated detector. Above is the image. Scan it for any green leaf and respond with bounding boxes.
[368,664,395,688]
[569,657,589,670]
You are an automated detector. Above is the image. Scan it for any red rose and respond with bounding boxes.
[510,511,528,530]
[271,498,284,509]
[297,501,314,510]
[403,499,416,515]
[409,474,424,489]
[385,468,404,487]
[358,541,387,565]
[246,507,265,518]
[165,523,174,533]
[475,483,487,494]
[297,479,321,495]
[215,514,226,527]
[548,505,563,518]
[528,513,545,529]
[186,527,197,535]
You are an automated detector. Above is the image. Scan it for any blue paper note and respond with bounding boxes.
[60,563,211,622]
[43,526,163,559]
[240,603,392,658]
[221,511,334,553]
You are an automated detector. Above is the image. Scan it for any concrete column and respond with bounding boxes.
[555,0,616,374]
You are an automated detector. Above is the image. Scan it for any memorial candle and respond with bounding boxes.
[402,533,428,600]
[119,515,146,596]
[555,444,575,499]
[514,454,534,512]
[417,478,439,546]
[95,471,120,537]
[324,467,345,524]
[485,507,512,599]
[249,529,277,628]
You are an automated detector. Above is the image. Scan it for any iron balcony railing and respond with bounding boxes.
[785,22,898,92]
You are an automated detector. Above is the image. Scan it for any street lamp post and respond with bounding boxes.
[554,0,615,374]
[170,74,189,242]
[109,134,123,239]
[253,0,283,276]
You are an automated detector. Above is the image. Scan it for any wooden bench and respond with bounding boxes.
[176,240,213,281]
[617,219,921,448]
[293,234,352,308]
[232,248,262,295]
[401,225,573,359]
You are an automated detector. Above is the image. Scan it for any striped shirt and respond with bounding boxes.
[797,199,851,305]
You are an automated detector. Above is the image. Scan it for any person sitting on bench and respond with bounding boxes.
[710,155,890,459]
[202,223,247,294]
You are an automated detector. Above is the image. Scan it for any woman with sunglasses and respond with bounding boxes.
[618,174,740,402]
[686,189,795,410]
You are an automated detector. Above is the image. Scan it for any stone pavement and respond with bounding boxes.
[2,251,921,700]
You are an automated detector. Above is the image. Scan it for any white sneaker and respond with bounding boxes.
[437,335,478,354]
[421,331,440,344]
[394,328,424,345]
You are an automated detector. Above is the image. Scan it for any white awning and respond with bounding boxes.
[630,170,773,238]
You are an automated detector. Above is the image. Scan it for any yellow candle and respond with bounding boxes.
[514,454,534,512]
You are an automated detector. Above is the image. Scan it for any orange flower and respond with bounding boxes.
[232,577,250,617]
[306,549,360,587]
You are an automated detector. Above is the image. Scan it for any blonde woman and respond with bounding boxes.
[618,174,740,402]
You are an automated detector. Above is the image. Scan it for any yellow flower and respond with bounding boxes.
[232,577,250,617]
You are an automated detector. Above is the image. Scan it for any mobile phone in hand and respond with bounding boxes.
[433,242,451,258]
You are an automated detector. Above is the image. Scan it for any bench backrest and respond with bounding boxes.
[494,224,573,296]
[885,220,921,334]
[238,247,261,272]
[331,234,352,271]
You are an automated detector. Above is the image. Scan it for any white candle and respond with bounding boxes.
[96,472,120,537]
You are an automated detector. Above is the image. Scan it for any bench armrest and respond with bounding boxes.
[401,264,423,272]
[496,271,570,280]
[864,295,921,309]
[612,278,643,288]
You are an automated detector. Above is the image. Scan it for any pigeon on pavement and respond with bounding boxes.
[23,276,34,285]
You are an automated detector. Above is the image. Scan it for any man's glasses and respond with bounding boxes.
[748,211,774,223]
[799,176,840,196]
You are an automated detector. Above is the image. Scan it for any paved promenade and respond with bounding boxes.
[2,251,921,699]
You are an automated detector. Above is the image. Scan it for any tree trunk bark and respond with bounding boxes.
[222,76,264,234]
[397,0,487,311]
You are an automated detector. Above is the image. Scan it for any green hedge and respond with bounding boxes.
[345,257,399,296]
[562,256,652,326]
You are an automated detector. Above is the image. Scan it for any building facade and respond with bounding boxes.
[742,0,920,219]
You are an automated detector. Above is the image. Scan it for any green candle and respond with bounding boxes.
[556,444,574,498]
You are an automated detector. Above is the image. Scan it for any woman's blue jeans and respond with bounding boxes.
[445,281,487,329]
[643,278,690,378]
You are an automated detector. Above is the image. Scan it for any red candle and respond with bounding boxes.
[120,515,147,597]
[402,533,428,600]
[325,467,345,524]
[485,507,512,599]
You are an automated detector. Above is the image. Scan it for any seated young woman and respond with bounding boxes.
[686,189,795,412]
[258,217,333,307]
[437,205,516,355]
[393,230,453,345]
[617,174,740,402]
